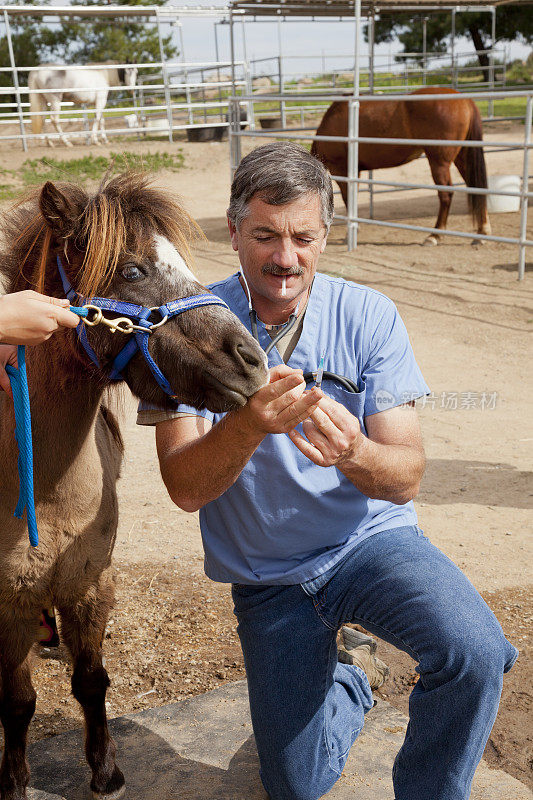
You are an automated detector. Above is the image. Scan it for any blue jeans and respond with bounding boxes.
[231,526,518,800]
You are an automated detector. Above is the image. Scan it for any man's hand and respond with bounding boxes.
[0,291,79,346]
[239,364,323,436]
[0,344,18,397]
[288,394,363,467]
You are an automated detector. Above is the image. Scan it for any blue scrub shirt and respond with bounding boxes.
[142,272,430,585]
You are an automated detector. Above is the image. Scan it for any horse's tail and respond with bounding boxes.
[462,101,488,230]
[28,72,44,135]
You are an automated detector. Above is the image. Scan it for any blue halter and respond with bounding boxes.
[56,255,229,398]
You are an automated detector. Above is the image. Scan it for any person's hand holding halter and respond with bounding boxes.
[0,290,79,346]
[0,290,79,395]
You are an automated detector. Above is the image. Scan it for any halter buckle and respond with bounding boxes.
[82,305,135,335]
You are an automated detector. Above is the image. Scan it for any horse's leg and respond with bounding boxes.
[424,154,453,246]
[100,114,108,145]
[339,176,348,209]
[0,621,38,800]
[97,94,109,145]
[49,97,73,148]
[454,148,492,243]
[90,112,100,146]
[92,92,108,145]
[57,575,125,800]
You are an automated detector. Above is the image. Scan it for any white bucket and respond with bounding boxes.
[486,174,521,214]
[146,117,170,132]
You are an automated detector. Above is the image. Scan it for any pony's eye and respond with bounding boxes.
[121,265,143,281]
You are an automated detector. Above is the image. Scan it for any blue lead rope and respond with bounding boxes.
[6,345,38,547]
[5,307,88,547]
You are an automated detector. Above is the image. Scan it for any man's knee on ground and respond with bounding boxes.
[261,753,340,800]
[423,624,513,692]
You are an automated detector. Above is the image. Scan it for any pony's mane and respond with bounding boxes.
[0,172,202,299]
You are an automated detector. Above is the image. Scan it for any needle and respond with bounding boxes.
[315,350,325,389]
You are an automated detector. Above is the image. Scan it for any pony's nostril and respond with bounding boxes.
[235,340,265,369]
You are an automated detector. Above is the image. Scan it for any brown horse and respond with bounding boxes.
[0,173,267,800]
[311,87,491,245]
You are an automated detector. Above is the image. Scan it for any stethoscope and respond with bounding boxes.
[239,269,359,394]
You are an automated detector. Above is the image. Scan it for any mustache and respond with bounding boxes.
[261,264,304,276]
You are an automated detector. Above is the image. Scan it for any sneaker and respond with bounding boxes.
[341,625,377,653]
[338,626,390,690]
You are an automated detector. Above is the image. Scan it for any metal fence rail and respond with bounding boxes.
[228,88,533,281]
[0,60,251,149]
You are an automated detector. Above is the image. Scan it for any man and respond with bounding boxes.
[138,143,517,800]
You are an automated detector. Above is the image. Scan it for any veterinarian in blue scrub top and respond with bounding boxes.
[138,143,517,800]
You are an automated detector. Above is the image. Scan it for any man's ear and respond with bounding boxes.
[320,232,328,253]
[39,182,82,240]
[227,214,239,252]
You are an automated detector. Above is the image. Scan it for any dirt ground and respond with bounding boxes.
[1,125,532,791]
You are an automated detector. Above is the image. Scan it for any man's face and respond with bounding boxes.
[228,192,328,311]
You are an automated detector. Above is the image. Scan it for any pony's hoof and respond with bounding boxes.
[91,765,125,800]
[471,238,485,247]
[64,141,74,148]
[92,785,126,800]
[423,235,438,247]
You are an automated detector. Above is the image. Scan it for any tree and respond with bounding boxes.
[0,4,45,105]
[0,0,177,102]
[41,0,177,65]
[372,4,533,84]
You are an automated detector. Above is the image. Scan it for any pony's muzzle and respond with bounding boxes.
[230,337,269,379]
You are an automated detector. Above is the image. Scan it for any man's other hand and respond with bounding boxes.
[288,394,363,466]
[240,364,323,435]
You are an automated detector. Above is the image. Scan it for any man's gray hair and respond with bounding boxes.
[227,142,334,232]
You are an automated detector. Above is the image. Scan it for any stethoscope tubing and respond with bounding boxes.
[241,269,359,394]
[249,309,359,394]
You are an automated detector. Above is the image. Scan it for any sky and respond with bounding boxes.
[165,2,531,80]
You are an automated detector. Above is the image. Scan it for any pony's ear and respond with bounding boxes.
[39,181,80,238]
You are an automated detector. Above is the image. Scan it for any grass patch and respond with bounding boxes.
[0,184,17,201]
[475,96,528,121]
[19,150,185,187]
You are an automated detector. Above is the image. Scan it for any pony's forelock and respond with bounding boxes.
[1,172,203,299]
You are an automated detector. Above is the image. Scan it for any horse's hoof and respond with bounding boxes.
[423,235,438,247]
[64,141,73,148]
[92,784,126,800]
[471,238,486,247]
[91,766,125,800]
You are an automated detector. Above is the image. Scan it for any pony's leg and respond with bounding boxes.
[49,98,73,148]
[57,576,125,800]
[454,148,492,242]
[424,156,453,246]
[0,621,38,800]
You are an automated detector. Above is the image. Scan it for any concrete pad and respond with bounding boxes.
[26,681,530,800]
